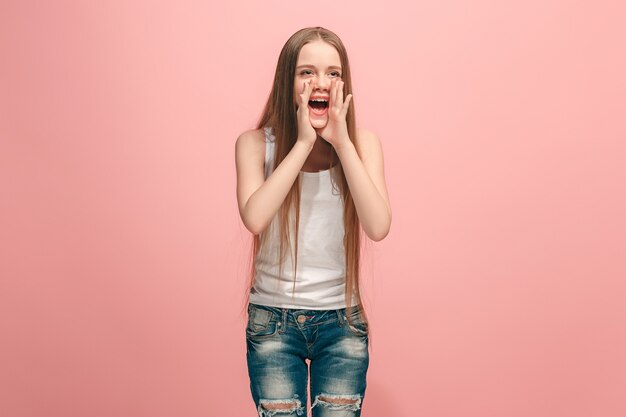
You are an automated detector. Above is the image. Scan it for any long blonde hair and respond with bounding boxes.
[244,27,370,341]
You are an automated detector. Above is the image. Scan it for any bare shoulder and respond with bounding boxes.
[356,127,379,142]
[235,128,268,216]
[355,127,384,162]
[235,128,266,164]
[235,128,266,152]
[354,127,391,219]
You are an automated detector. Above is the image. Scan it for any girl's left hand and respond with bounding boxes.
[316,79,352,148]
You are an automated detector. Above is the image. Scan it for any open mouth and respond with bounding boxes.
[308,99,329,115]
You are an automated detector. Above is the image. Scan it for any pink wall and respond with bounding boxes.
[1,1,625,416]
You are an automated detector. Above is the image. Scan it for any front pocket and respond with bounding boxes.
[246,306,279,339]
[347,319,368,336]
[344,308,368,336]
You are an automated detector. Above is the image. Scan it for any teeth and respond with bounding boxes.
[310,99,327,102]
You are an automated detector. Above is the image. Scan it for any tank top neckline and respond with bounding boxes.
[300,164,339,176]
[264,126,339,177]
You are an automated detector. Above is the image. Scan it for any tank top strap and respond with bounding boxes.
[263,127,275,179]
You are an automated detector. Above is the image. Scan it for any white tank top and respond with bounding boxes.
[248,127,358,309]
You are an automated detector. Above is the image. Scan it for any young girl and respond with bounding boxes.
[235,26,391,417]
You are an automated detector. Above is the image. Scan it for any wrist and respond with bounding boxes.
[294,138,314,153]
[333,136,353,153]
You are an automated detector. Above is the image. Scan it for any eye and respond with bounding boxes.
[331,71,342,77]
[300,70,313,75]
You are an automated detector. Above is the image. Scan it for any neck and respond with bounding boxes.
[303,137,338,169]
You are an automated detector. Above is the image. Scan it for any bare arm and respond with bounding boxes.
[235,130,314,235]
[236,80,319,235]
[334,128,392,241]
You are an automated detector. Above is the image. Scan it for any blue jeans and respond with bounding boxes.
[246,302,370,417]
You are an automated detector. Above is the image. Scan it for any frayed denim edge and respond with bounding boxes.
[257,397,305,417]
[311,393,362,411]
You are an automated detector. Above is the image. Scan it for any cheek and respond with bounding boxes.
[294,78,306,93]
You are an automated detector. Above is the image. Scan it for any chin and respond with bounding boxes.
[310,117,328,129]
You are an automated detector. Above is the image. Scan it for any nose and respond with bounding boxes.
[312,74,332,90]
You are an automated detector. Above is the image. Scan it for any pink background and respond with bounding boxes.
[1,1,625,416]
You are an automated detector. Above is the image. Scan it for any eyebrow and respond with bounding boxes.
[296,65,342,71]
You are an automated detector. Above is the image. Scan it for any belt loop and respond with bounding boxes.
[336,309,345,326]
[280,308,287,334]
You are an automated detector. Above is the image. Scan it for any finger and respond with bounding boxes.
[300,80,310,109]
[306,80,315,111]
[300,80,311,107]
[330,78,336,108]
[306,80,313,98]
[298,82,304,106]
[342,94,352,113]
[338,80,344,106]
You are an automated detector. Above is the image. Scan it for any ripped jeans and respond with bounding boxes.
[246,302,369,417]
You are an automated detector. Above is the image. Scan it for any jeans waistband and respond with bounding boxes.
[249,302,362,330]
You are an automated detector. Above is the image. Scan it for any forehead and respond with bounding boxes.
[296,40,341,67]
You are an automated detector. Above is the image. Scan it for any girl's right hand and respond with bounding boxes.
[296,79,316,147]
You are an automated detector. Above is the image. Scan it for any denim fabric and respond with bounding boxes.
[246,302,369,417]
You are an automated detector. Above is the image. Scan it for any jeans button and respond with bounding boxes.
[297,315,306,324]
